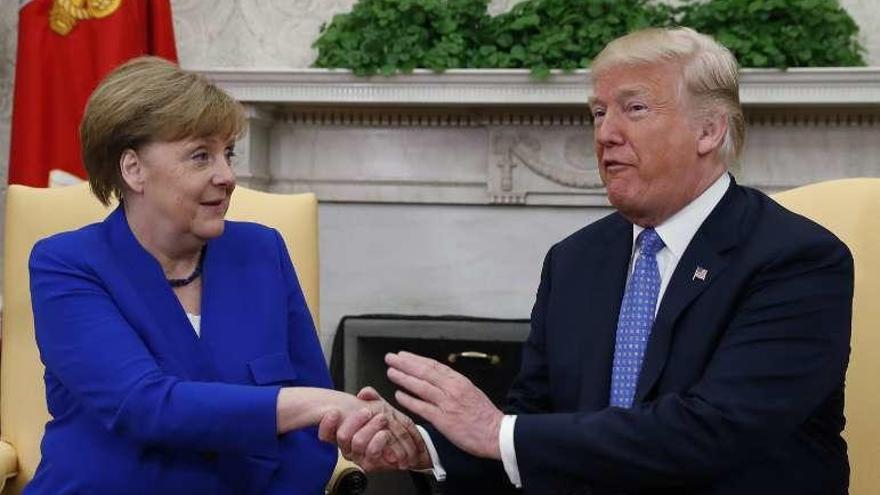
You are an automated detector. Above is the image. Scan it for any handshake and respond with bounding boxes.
[284,351,507,472]
[318,385,431,472]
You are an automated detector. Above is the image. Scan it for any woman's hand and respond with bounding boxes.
[276,387,368,433]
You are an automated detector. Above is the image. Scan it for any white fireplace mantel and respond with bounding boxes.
[198,68,880,207]
[202,67,880,106]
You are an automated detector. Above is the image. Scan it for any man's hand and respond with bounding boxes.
[385,351,504,460]
[318,387,431,472]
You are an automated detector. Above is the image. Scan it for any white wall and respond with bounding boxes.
[318,202,609,348]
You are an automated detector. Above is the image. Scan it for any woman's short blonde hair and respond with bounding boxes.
[80,56,246,205]
[591,27,744,166]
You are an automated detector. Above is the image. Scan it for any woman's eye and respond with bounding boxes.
[225,148,237,160]
[192,151,209,162]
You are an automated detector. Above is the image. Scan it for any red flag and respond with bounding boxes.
[9,0,177,186]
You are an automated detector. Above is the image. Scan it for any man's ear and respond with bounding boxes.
[697,111,728,157]
[119,148,145,194]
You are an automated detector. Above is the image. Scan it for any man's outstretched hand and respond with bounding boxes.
[385,351,504,460]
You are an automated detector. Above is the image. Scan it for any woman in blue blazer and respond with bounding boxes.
[26,57,418,495]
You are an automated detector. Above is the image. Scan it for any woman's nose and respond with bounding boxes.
[213,157,236,187]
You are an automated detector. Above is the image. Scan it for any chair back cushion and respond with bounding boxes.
[0,183,318,493]
[772,178,880,495]
[2,183,109,493]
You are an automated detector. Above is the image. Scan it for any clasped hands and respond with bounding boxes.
[318,351,504,472]
[317,386,431,471]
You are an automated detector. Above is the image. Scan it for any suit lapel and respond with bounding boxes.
[577,215,633,410]
[634,181,744,402]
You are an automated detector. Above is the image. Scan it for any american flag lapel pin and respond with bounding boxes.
[693,266,708,281]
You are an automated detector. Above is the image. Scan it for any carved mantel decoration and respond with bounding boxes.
[201,68,880,206]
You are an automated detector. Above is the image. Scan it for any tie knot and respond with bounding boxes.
[638,228,664,257]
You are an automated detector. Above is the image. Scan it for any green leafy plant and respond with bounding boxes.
[313,0,491,76]
[471,0,674,78]
[679,0,866,68]
[312,0,866,77]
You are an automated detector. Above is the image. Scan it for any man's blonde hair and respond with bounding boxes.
[592,27,744,166]
[80,56,246,206]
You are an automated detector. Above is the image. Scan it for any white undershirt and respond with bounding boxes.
[419,173,731,487]
[186,312,202,337]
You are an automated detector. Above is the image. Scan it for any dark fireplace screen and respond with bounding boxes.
[330,314,530,421]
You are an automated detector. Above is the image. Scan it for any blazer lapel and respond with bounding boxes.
[634,181,744,402]
[105,207,212,380]
[577,215,633,410]
[195,233,240,378]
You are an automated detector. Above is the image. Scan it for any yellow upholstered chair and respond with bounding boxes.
[0,182,364,494]
[772,178,880,495]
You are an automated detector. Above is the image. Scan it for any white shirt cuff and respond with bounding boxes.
[415,425,446,481]
[499,414,522,488]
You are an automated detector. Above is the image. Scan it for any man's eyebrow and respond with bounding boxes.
[588,86,652,107]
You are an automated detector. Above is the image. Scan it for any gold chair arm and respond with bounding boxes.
[0,440,18,492]
[324,452,367,495]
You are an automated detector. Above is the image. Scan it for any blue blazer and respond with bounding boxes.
[26,207,336,495]
[434,178,853,494]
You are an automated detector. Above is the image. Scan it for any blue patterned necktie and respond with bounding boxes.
[609,228,665,408]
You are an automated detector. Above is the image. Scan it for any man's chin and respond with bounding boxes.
[606,192,653,225]
[605,186,637,212]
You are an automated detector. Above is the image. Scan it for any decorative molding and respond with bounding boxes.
[202,67,880,107]
[491,131,602,192]
[279,110,484,128]
[276,109,592,127]
[746,111,880,127]
[510,133,602,189]
[486,130,610,205]
[270,107,880,129]
[215,67,880,207]
[203,69,589,105]
[740,68,880,105]
[269,177,490,205]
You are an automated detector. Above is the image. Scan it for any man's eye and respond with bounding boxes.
[592,109,606,119]
[192,151,209,162]
[628,103,647,112]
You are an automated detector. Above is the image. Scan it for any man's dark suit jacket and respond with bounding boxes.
[432,178,853,495]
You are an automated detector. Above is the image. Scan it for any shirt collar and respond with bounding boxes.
[633,173,730,258]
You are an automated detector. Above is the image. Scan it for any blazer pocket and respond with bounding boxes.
[247,352,299,385]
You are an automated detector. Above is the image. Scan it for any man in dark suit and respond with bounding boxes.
[324,27,853,494]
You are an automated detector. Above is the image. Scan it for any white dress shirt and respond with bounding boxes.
[420,173,731,487]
